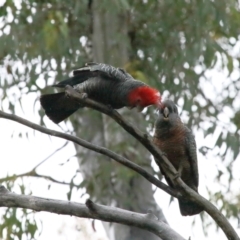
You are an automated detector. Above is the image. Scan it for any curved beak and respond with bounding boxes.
[163,107,169,118]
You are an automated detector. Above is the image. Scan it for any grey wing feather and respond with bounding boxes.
[185,127,199,187]
[73,62,133,82]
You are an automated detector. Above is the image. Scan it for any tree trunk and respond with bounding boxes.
[74,2,167,240]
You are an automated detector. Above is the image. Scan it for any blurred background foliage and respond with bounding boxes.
[0,0,240,239]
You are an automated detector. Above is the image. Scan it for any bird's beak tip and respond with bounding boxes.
[163,107,169,118]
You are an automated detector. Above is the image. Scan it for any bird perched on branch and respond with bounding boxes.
[153,100,203,216]
[40,62,161,124]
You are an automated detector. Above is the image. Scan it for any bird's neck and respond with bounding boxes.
[155,121,184,138]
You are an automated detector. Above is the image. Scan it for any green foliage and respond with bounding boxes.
[1,0,240,237]
[0,181,39,240]
[232,110,240,130]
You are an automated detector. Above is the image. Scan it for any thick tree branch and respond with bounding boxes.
[0,186,185,240]
[64,86,240,240]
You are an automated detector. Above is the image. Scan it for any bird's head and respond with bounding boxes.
[128,86,161,112]
[155,100,181,127]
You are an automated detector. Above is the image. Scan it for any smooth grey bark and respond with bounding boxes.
[73,2,167,240]
[0,186,185,240]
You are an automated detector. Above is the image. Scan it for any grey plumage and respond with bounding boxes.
[40,62,160,123]
[153,100,203,216]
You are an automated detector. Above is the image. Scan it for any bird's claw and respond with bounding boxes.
[106,104,114,112]
[79,92,88,99]
[143,133,149,140]
[161,152,168,158]
[173,172,180,180]
[65,85,75,98]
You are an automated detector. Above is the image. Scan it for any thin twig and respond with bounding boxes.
[0,141,75,187]
[0,171,79,187]
[33,141,69,170]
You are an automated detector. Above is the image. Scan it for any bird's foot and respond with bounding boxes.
[161,151,168,158]
[143,133,151,140]
[65,86,88,104]
[173,172,180,180]
[79,92,88,99]
[65,85,75,98]
[106,104,114,112]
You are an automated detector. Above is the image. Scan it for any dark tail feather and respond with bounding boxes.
[40,92,82,124]
[178,199,203,216]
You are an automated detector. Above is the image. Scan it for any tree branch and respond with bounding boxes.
[0,109,178,199]
[64,86,240,240]
[0,186,185,240]
[0,86,239,239]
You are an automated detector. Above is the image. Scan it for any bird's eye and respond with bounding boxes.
[136,98,141,104]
